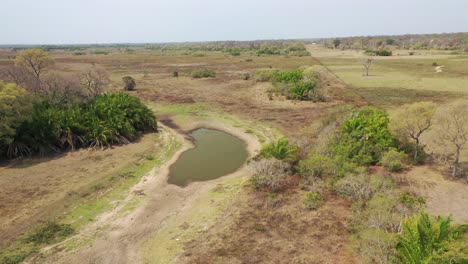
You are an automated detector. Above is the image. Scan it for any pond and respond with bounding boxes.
[168,128,248,187]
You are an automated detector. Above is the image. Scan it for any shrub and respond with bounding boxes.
[379,149,406,172]
[399,192,425,208]
[288,81,317,100]
[93,50,109,55]
[173,71,179,77]
[1,255,27,264]
[249,158,291,192]
[298,153,333,179]
[3,93,157,158]
[303,191,322,210]
[25,222,74,245]
[432,62,438,66]
[258,138,299,162]
[73,51,86,56]
[335,173,393,204]
[254,69,278,82]
[191,69,216,78]
[375,50,392,56]
[272,69,304,83]
[331,107,398,165]
[122,76,136,91]
[230,49,241,56]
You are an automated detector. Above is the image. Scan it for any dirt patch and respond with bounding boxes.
[400,166,468,223]
[178,188,356,264]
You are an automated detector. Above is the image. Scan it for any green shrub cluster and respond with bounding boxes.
[258,137,299,163]
[272,69,304,83]
[191,69,216,78]
[257,68,323,101]
[379,149,406,172]
[1,93,157,158]
[330,107,398,165]
[365,49,392,56]
[303,191,322,209]
[25,221,74,245]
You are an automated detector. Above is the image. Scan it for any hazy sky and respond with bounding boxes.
[2,0,467,44]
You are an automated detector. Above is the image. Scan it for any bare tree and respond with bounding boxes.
[41,73,85,105]
[0,65,39,92]
[361,56,374,76]
[79,69,110,97]
[434,100,468,178]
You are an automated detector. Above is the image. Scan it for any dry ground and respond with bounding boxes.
[178,187,356,264]
[400,166,468,223]
[0,133,162,248]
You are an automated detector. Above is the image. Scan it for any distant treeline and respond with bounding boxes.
[316,32,468,51]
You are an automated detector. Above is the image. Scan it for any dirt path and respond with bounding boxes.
[401,166,468,223]
[32,121,260,264]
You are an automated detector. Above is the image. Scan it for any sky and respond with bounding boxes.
[2,0,468,44]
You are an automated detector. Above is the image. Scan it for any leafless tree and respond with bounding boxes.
[79,69,110,97]
[361,56,374,76]
[0,65,40,92]
[435,100,468,178]
[41,73,85,105]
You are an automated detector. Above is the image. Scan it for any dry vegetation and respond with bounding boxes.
[0,34,467,264]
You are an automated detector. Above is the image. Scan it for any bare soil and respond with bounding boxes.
[400,166,468,223]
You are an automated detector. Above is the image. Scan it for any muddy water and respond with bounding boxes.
[168,128,248,187]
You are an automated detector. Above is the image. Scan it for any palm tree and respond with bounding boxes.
[397,211,467,264]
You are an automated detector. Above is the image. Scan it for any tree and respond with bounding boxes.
[14,49,54,82]
[122,76,136,91]
[41,73,84,105]
[434,100,468,178]
[0,82,33,151]
[332,107,398,165]
[79,69,110,97]
[391,102,437,162]
[0,65,38,92]
[397,211,468,264]
[333,38,341,49]
[361,56,374,76]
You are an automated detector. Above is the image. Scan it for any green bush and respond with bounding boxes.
[191,69,216,78]
[379,149,406,172]
[298,153,333,179]
[1,255,27,264]
[303,191,322,210]
[25,222,74,245]
[400,142,428,165]
[73,51,86,56]
[331,107,398,165]
[3,93,157,158]
[375,50,392,56]
[288,81,317,100]
[258,138,299,162]
[272,69,304,83]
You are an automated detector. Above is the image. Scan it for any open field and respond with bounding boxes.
[306,45,468,106]
[0,42,467,263]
